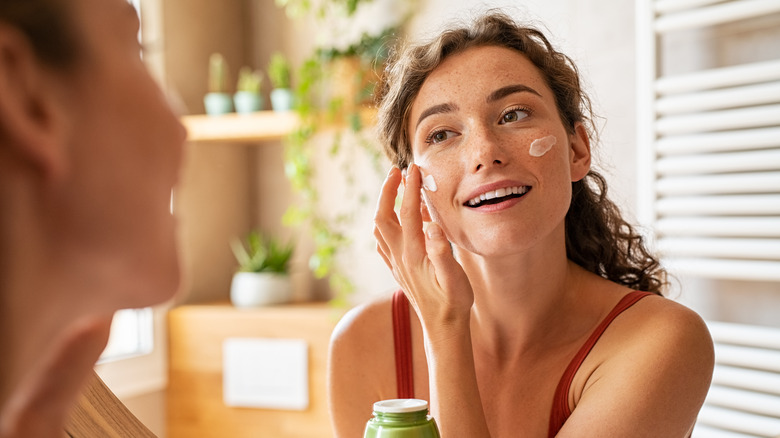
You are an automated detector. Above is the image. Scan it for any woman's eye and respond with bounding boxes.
[500,108,530,124]
[425,129,456,144]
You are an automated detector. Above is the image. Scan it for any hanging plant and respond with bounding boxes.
[279,14,402,306]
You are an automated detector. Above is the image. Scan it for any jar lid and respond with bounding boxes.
[373,399,429,413]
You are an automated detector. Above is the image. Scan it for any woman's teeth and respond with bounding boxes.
[466,186,529,207]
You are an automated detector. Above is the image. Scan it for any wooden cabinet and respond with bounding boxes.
[167,302,346,438]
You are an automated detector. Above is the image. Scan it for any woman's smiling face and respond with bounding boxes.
[407,45,591,257]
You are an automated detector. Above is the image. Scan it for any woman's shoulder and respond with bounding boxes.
[630,292,713,345]
[329,292,399,375]
[588,289,715,388]
[331,292,395,346]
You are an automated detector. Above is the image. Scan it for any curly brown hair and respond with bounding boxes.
[376,11,667,294]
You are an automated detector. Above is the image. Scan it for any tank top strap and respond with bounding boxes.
[548,290,654,437]
[392,290,415,399]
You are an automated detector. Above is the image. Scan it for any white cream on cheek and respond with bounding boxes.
[529,135,556,157]
[422,174,438,192]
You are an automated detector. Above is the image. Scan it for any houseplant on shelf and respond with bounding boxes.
[268,52,294,112]
[229,230,295,307]
[204,52,233,116]
[234,66,264,114]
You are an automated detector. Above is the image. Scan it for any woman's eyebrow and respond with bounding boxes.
[415,102,459,130]
[486,84,542,103]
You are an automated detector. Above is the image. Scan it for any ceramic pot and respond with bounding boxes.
[230,272,292,307]
[204,92,234,115]
[270,88,294,112]
[233,91,264,114]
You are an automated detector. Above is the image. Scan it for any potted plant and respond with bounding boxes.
[204,52,233,115]
[267,52,294,112]
[229,231,295,307]
[234,66,264,114]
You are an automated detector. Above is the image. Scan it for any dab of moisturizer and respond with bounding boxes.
[529,135,556,157]
[422,174,438,192]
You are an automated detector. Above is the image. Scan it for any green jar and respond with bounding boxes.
[363,399,441,438]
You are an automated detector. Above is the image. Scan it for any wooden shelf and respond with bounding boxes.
[182,111,299,143]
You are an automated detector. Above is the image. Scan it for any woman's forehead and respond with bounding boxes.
[412,46,550,114]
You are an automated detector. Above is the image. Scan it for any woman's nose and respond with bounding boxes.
[468,126,507,172]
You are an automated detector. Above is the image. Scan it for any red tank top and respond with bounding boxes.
[391,289,653,437]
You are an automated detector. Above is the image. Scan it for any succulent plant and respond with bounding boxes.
[268,52,292,89]
[231,231,294,274]
[236,66,263,93]
[208,52,229,93]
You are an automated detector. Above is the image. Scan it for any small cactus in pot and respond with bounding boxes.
[234,67,264,114]
[268,52,294,112]
[204,53,233,115]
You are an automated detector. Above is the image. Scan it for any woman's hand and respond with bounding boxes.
[373,164,473,333]
[373,164,492,437]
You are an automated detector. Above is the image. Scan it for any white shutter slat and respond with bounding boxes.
[709,321,780,351]
[656,82,780,116]
[712,365,780,397]
[656,149,780,176]
[656,127,780,155]
[696,405,780,436]
[691,425,762,438]
[705,386,780,420]
[655,0,780,33]
[658,237,780,260]
[656,217,780,238]
[656,194,780,216]
[664,258,780,281]
[656,60,780,95]
[656,104,780,136]
[656,172,780,195]
[713,344,780,373]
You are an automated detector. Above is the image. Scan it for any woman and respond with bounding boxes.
[0,0,185,436]
[328,11,714,437]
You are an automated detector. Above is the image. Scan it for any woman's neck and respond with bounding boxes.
[457,231,589,357]
[0,196,112,422]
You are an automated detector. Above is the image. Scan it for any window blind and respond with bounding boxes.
[636,0,780,282]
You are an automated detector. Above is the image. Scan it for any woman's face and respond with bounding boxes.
[407,45,590,258]
[53,0,186,308]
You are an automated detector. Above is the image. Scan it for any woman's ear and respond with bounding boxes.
[0,23,69,179]
[569,122,591,182]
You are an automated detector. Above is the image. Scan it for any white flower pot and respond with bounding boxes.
[230,272,292,307]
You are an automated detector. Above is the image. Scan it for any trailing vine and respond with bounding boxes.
[279,8,400,306]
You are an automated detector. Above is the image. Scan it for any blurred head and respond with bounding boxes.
[0,0,187,308]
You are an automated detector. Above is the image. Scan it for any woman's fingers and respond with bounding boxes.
[425,222,467,291]
[374,227,392,268]
[399,164,426,260]
[374,167,402,245]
